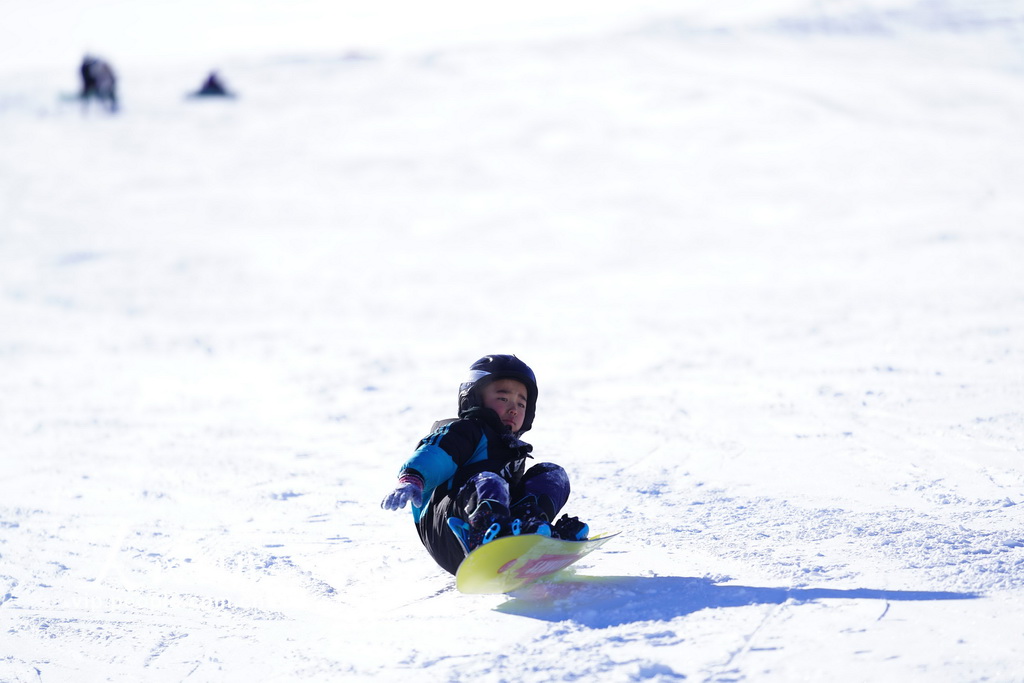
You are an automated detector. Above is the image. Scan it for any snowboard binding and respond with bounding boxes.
[448,497,561,555]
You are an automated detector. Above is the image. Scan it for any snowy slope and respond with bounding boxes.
[2,1,1024,681]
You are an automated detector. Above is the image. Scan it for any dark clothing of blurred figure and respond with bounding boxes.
[80,55,118,112]
[195,71,231,97]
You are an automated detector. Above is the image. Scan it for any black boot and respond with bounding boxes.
[509,495,553,536]
[467,499,510,549]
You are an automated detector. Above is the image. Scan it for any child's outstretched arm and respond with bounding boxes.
[381,472,424,511]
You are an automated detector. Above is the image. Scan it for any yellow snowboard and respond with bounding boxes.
[455,532,617,594]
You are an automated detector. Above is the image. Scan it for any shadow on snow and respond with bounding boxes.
[496,574,980,628]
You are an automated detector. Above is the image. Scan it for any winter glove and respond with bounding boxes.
[381,474,424,510]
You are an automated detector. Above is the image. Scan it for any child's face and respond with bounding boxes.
[480,378,528,432]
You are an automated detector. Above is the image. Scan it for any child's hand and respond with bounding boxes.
[381,477,423,510]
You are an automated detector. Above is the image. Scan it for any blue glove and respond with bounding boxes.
[381,477,423,510]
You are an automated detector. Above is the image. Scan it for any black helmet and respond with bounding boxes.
[458,354,539,432]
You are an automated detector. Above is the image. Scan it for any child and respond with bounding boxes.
[381,354,588,575]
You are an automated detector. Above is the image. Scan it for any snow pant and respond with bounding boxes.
[416,462,571,575]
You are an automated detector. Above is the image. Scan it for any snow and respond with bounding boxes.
[2,0,1024,680]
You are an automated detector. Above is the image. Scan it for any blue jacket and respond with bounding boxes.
[399,407,533,523]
